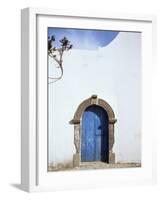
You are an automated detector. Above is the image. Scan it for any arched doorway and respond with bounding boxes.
[70,95,117,167]
[81,105,109,162]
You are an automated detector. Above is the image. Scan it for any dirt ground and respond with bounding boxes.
[48,161,141,172]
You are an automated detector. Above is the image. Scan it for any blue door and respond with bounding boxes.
[81,105,109,162]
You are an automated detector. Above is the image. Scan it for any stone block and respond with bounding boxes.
[73,153,80,167]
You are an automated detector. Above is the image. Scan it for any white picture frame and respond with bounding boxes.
[21,7,156,192]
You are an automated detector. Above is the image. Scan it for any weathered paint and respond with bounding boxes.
[81,105,109,162]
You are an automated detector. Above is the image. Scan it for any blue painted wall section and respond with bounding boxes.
[81,105,109,162]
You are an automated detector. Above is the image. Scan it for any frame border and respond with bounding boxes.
[21,7,156,192]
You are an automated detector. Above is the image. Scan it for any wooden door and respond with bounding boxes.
[81,105,109,162]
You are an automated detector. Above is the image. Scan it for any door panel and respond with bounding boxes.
[81,105,109,162]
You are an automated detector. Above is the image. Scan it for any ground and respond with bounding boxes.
[48,162,141,172]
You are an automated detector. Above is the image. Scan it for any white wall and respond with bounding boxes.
[48,31,141,165]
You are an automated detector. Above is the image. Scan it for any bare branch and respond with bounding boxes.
[48,53,60,65]
[48,35,73,84]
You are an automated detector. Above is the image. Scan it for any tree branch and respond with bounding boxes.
[48,35,72,84]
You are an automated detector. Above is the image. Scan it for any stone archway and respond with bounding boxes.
[70,95,117,167]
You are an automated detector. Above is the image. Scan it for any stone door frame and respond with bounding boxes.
[70,95,117,167]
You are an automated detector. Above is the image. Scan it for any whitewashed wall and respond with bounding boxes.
[48,32,141,165]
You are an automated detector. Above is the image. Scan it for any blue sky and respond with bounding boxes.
[48,28,119,50]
